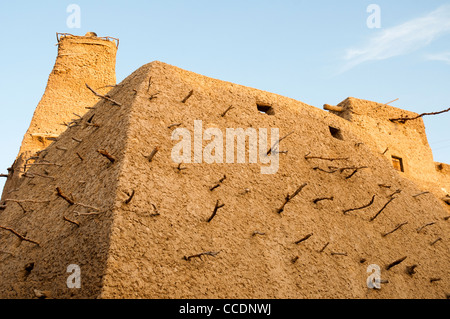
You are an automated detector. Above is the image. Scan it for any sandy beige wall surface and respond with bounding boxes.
[1,35,117,201]
[99,62,449,299]
[0,60,448,299]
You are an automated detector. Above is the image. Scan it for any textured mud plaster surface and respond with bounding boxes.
[100,62,449,299]
[1,35,117,199]
[0,61,449,299]
[335,98,450,208]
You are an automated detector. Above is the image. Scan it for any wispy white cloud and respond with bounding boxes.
[340,4,450,73]
[426,51,450,65]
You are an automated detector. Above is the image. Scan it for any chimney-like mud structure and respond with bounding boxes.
[2,32,117,199]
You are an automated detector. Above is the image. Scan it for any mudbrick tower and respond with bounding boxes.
[1,32,118,199]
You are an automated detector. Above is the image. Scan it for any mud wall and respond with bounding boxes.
[0,61,139,299]
[0,59,448,299]
[1,34,117,200]
[435,163,450,196]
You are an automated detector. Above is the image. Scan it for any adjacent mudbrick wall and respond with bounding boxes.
[334,97,449,205]
[335,98,436,180]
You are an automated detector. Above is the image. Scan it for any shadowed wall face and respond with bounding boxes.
[1,34,117,199]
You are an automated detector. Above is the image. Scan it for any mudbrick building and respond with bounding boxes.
[0,33,448,299]
[2,33,118,195]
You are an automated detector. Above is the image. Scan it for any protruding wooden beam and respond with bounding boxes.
[56,187,74,205]
[276,183,307,214]
[86,83,122,107]
[181,90,194,103]
[295,233,313,245]
[146,147,159,162]
[390,106,450,123]
[0,225,40,246]
[207,200,225,222]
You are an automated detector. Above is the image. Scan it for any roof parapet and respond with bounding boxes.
[56,32,119,48]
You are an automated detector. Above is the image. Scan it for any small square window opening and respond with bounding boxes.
[392,156,404,172]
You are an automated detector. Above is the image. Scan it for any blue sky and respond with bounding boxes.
[1,1,450,192]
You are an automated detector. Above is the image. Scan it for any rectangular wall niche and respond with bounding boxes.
[391,156,404,172]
